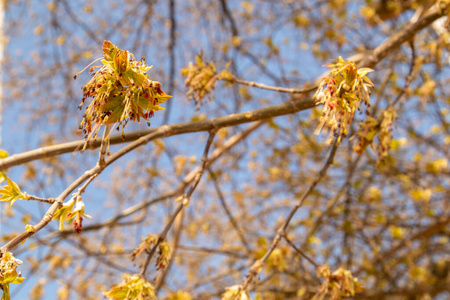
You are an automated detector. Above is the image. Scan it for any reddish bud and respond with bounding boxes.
[73,216,83,234]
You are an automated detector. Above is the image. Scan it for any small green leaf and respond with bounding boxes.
[104,273,156,300]
[102,40,120,61]
[0,177,26,206]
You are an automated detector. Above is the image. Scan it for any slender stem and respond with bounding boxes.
[242,137,341,290]
[283,235,318,269]
[154,209,184,292]
[391,41,416,107]
[24,195,56,204]
[231,77,317,94]
[162,0,176,124]
[208,168,253,256]
[76,174,97,196]
[97,124,111,168]
[140,131,217,277]
[301,154,363,248]
[177,245,247,258]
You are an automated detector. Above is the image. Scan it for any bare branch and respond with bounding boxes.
[97,124,111,168]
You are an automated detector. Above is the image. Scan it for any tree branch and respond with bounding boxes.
[97,124,111,168]
[241,137,341,290]
[50,121,266,239]
[230,77,317,94]
[0,98,315,171]
[208,167,253,256]
[1,2,445,176]
[283,235,318,269]
[162,0,177,124]
[360,4,447,68]
[22,194,56,204]
[140,130,217,277]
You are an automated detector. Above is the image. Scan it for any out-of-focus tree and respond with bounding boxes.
[0,0,449,299]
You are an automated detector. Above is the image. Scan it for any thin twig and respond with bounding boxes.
[231,77,317,94]
[354,216,450,276]
[154,209,184,292]
[187,262,252,292]
[241,137,341,290]
[208,168,253,256]
[177,245,247,259]
[391,41,416,107]
[162,0,177,124]
[219,0,281,83]
[60,0,101,44]
[24,195,56,204]
[75,173,97,197]
[140,131,217,277]
[219,0,238,37]
[301,154,364,248]
[283,235,318,269]
[57,196,168,235]
[97,124,111,168]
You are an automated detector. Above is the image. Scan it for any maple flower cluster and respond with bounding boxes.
[181,52,232,105]
[52,195,91,233]
[131,234,172,270]
[353,107,397,160]
[0,177,26,206]
[314,56,373,142]
[0,251,24,299]
[76,40,171,141]
[314,265,365,299]
[103,273,156,300]
[221,285,250,300]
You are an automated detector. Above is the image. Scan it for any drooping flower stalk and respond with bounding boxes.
[314,57,373,143]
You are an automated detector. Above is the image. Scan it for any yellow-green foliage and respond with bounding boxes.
[181,52,232,105]
[76,41,171,141]
[103,273,156,300]
[314,56,373,142]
